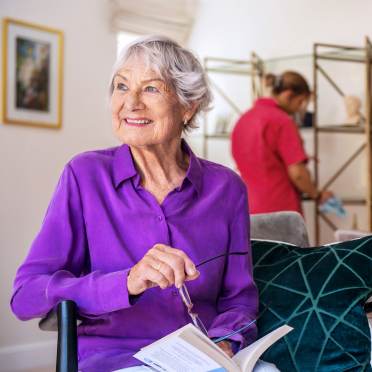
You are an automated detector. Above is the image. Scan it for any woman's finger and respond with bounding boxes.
[154,244,197,277]
[149,248,185,288]
[143,264,170,289]
[145,253,176,285]
[217,341,234,357]
[185,270,200,281]
[169,248,198,278]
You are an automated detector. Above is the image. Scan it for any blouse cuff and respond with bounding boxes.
[99,269,133,313]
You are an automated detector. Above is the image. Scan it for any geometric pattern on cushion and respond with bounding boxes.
[252,236,372,372]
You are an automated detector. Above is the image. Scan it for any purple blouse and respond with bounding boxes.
[11,141,258,372]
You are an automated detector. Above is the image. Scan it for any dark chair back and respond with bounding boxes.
[56,300,78,372]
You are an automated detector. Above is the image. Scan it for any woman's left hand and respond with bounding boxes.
[217,340,234,357]
[127,244,199,295]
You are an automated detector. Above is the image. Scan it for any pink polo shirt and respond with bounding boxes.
[231,98,308,214]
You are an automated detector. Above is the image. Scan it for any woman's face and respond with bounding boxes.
[111,56,188,147]
[286,93,309,115]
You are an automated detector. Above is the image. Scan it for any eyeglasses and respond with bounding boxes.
[178,251,250,339]
[179,283,210,337]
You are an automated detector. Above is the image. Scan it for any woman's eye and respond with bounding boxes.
[145,86,159,93]
[116,83,128,91]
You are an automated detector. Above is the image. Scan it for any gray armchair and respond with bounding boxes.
[250,211,310,247]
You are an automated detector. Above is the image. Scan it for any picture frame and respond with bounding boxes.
[2,18,63,129]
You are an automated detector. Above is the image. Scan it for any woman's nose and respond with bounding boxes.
[125,91,145,111]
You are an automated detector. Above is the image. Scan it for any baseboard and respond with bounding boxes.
[0,340,56,371]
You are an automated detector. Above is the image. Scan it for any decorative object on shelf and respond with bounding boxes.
[293,93,313,127]
[2,18,63,129]
[293,111,313,128]
[302,111,313,127]
[352,212,359,230]
[344,95,364,126]
[214,113,232,134]
[261,73,275,97]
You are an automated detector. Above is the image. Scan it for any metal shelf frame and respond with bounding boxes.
[202,53,264,158]
[202,42,372,243]
[313,39,372,243]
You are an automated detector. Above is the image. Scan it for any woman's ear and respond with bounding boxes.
[282,90,295,101]
[183,102,199,123]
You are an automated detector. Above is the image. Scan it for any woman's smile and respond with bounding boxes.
[123,117,153,127]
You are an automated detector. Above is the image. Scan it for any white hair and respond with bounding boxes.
[109,35,212,130]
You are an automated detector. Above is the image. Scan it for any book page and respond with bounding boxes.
[139,324,238,371]
[180,327,240,372]
[134,337,228,372]
[141,325,190,350]
[232,325,293,372]
[182,324,233,358]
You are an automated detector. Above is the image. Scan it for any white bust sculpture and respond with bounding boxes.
[344,95,363,125]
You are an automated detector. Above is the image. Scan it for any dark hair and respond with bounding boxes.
[270,71,311,96]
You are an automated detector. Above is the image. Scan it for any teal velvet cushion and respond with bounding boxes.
[252,236,372,372]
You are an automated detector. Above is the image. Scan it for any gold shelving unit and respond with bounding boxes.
[202,54,264,158]
[313,39,372,243]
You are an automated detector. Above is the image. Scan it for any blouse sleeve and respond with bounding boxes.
[207,188,258,348]
[10,164,133,321]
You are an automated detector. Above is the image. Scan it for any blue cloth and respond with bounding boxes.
[319,196,346,217]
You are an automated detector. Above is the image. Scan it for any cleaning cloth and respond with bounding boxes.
[319,196,346,217]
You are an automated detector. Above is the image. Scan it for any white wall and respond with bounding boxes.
[187,0,372,243]
[190,0,372,59]
[0,0,118,370]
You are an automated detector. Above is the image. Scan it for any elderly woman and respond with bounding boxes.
[11,36,266,372]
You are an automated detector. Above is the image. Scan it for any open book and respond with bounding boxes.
[114,323,292,372]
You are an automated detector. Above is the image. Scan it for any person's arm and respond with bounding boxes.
[287,162,332,203]
[207,188,258,350]
[10,164,133,321]
[275,119,332,204]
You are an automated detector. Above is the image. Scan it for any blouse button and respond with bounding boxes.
[157,215,163,221]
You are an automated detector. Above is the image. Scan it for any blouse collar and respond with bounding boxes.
[112,139,202,194]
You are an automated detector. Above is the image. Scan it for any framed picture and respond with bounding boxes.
[2,18,63,129]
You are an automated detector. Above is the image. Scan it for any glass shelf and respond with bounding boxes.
[316,125,365,134]
[205,58,259,75]
[204,133,230,139]
[315,44,370,63]
[302,197,366,205]
[342,198,367,205]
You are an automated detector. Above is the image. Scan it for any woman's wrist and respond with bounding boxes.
[312,190,321,201]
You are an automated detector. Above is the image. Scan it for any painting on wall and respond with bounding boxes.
[2,18,63,128]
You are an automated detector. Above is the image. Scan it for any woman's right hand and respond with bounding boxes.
[318,190,333,204]
[127,244,200,296]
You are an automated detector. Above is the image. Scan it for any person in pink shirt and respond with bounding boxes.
[231,71,332,214]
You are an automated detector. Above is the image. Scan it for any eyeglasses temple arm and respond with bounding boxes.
[196,251,249,268]
[212,319,257,344]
